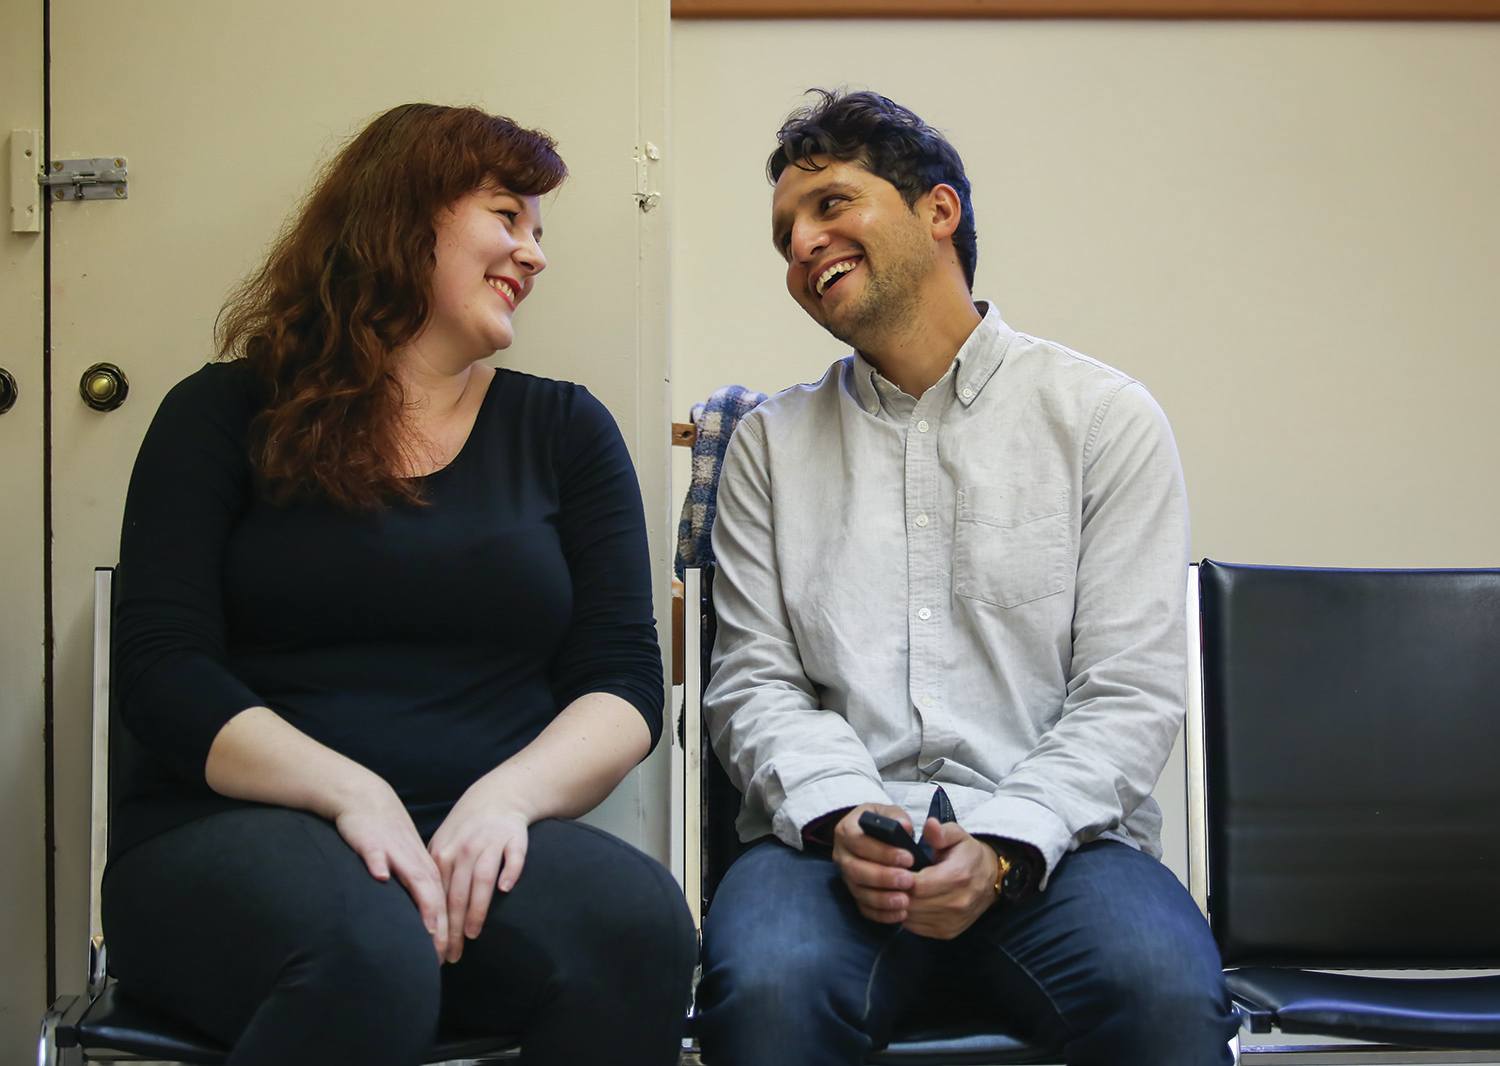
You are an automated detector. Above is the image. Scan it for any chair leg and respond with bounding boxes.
[38,996,85,1066]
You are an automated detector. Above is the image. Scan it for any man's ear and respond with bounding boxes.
[923,183,963,242]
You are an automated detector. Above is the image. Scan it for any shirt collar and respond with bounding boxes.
[847,301,1013,415]
[850,351,882,414]
[953,302,1012,408]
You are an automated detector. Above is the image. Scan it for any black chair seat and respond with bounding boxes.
[683,1003,1060,1064]
[1228,967,1500,1049]
[870,1022,1061,1064]
[61,982,519,1063]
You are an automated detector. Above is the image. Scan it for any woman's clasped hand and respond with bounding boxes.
[425,771,531,962]
[331,773,451,959]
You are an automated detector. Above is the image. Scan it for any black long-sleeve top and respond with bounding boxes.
[112,361,663,858]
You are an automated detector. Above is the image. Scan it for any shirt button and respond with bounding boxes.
[916,419,930,433]
[917,607,932,621]
[961,386,975,400]
[915,513,929,528]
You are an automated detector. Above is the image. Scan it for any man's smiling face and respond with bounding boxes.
[770,156,937,349]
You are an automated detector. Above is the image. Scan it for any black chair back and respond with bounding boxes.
[696,565,751,913]
[104,568,156,867]
[1199,559,1500,968]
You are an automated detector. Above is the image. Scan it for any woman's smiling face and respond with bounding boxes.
[421,185,547,363]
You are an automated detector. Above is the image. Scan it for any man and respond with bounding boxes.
[695,89,1238,1065]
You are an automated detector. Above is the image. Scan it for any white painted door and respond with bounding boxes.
[0,3,48,1062]
[47,0,670,1004]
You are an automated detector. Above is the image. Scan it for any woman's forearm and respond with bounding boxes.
[480,692,652,822]
[204,705,388,820]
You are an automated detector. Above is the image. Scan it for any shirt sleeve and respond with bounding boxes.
[114,365,268,783]
[547,387,665,751]
[706,415,892,847]
[963,381,1190,887]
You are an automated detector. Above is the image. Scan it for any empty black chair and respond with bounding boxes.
[38,568,521,1066]
[1194,559,1500,1059]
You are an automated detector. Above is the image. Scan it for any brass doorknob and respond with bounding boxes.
[0,368,16,415]
[80,362,129,412]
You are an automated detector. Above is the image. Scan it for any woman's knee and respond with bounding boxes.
[290,890,443,1026]
[508,820,696,997]
[562,827,695,981]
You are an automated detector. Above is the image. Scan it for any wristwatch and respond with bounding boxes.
[985,841,1035,904]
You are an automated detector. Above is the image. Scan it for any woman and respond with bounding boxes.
[103,103,695,1066]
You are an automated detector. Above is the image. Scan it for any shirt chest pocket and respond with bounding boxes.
[953,485,1072,608]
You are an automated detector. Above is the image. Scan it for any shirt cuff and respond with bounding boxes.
[770,773,893,850]
[962,794,1075,890]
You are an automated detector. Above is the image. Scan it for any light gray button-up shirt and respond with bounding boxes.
[705,305,1189,884]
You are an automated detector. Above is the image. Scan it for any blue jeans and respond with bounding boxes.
[696,839,1237,1065]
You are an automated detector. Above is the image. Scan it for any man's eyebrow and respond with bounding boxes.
[770,212,789,249]
[770,179,858,249]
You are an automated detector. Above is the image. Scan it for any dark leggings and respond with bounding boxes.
[102,808,697,1066]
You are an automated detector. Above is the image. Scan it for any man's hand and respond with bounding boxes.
[427,773,532,964]
[902,818,1000,940]
[830,803,918,924]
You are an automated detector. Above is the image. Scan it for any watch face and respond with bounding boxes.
[1002,860,1031,901]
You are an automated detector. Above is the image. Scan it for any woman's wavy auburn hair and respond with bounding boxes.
[217,103,567,509]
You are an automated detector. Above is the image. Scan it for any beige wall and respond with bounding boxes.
[670,19,1500,892]
[671,19,1500,569]
[0,1,47,1060]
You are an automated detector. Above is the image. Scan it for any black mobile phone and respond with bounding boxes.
[857,811,934,871]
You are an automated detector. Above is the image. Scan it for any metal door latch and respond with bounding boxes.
[40,157,129,202]
[634,142,661,213]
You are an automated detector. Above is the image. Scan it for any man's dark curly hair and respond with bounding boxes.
[767,89,977,291]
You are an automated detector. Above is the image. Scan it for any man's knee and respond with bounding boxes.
[699,901,887,1061]
[1102,948,1229,1029]
[706,931,851,1019]
[1073,919,1235,1057]
[1023,846,1236,1055]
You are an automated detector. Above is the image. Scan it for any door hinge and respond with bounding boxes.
[40,157,129,202]
[634,142,661,213]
